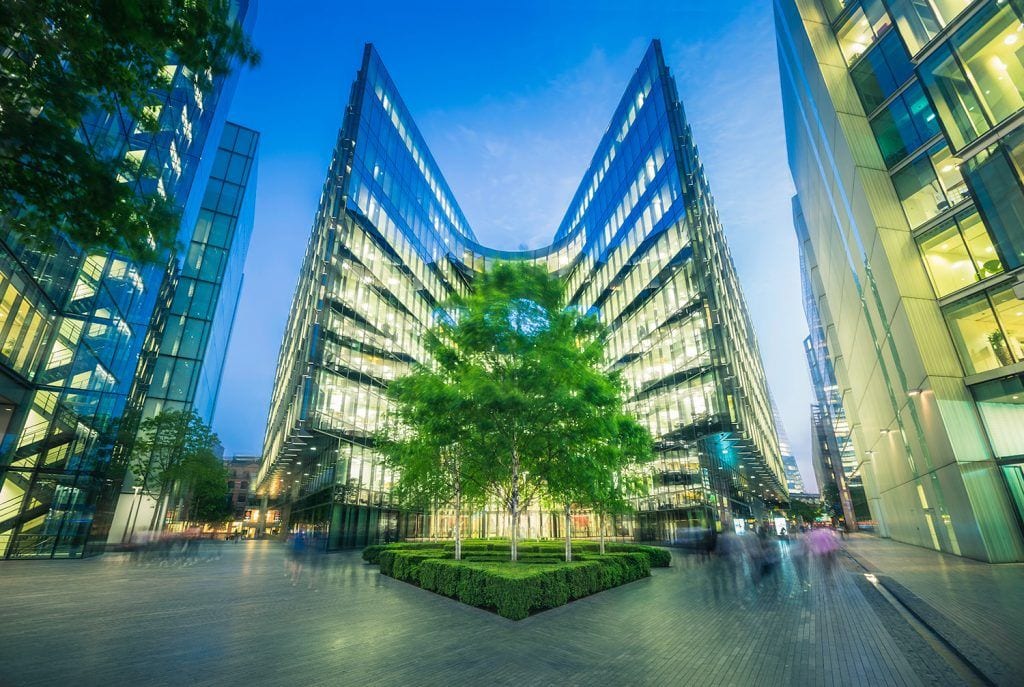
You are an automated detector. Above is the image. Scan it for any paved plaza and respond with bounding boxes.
[0,536,1020,686]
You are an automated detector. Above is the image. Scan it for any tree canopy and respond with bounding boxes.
[0,0,259,262]
[379,261,654,561]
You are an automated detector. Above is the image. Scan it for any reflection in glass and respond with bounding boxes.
[849,31,913,113]
[991,286,1024,363]
[870,82,939,167]
[920,45,990,149]
[964,139,1024,270]
[972,375,1024,457]
[944,292,1007,374]
[893,151,945,226]
[888,0,973,53]
[958,209,1003,280]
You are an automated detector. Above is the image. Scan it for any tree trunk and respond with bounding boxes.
[454,483,462,561]
[510,446,520,562]
[148,485,168,531]
[564,503,572,562]
[599,512,606,555]
[510,506,520,561]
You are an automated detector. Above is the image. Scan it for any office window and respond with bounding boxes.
[870,82,940,166]
[917,210,1002,297]
[836,0,893,64]
[972,376,1024,457]
[849,31,914,113]
[958,209,1003,279]
[893,148,946,226]
[944,284,1024,374]
[930,142,968,204]
[963,133,1024,270]
[918,222,974,295]
[945,292,1006,374]
[887,0,973,53]
[822,0,849,22]
[920,1,1024,149]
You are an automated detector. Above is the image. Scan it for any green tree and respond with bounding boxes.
[129,409,220,530]
[385,261,653,562]
[1,0,259,262]
[786,497,823,525]
[379,370,486,560]
[173,448,231,525]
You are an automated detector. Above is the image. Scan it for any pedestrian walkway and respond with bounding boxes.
[844,533,1024,685]
[0,538,995,686]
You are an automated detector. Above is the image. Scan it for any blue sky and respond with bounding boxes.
[217,0,815,488]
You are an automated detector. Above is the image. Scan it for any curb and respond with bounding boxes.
[843,546,1012,686]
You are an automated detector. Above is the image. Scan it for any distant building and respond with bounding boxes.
[771,398,806,494]
[224,455,279,538]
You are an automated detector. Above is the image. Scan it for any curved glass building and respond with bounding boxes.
[258,41,787,547]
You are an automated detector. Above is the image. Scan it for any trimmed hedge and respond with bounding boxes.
[369,539,671,568]
[417,553,651,620]
[370,546,653,620]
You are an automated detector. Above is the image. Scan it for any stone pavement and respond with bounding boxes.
[844,533,1024,686]
[0,537,1001,686]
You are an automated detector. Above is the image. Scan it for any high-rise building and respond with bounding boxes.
[772,396,808,494]
[777,0,1024,560]
[797,196,863,526]
[0,2,256,559]
[257,41,787,549]
[107,121,260,542]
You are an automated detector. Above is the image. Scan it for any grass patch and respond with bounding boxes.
[363,540,668,620]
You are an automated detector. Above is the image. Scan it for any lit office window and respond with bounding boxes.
[835,0,893,64]
[945,292,1006,373]
[920,1,1024,149]
[944,284,1024,374]
[930,143,968,203]
[958,210,1003,278]
[917,210,1002,296]
[887,0,973,53]
[918,222,975,295]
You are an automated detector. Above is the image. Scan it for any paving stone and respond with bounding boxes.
[844,533,1024,686]
[0,539,981,686]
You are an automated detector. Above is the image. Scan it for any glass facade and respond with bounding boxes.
[0,2,256,558]
[773,397,807,494]
[258,42,787,549]
[794,198,864,527]
[105,122,260,540]
[778,0,1024,560]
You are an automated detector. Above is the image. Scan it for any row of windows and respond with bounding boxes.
[921,0,1024,150]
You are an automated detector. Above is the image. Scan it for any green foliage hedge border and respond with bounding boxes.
[361,540,671,568]
[363,541,667,620]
